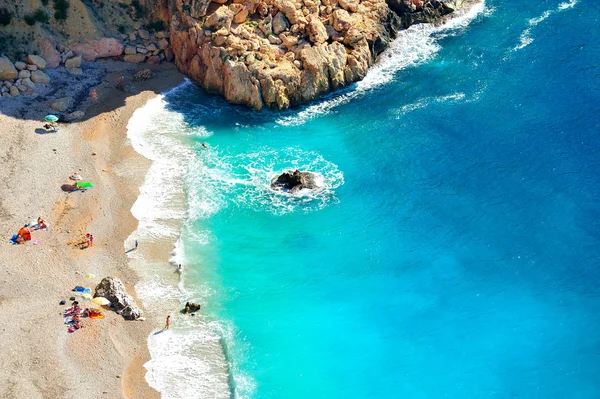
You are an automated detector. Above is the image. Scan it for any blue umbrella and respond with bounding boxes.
[45,115,58,122]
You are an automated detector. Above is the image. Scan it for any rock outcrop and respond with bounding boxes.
[166,0,461,109]
[182,302,202,314]
[70,38,125,61]
[0,57,18,81]
[271,169,320,193]
[94,276,143,320]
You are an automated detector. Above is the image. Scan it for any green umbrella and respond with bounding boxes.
[45,115,58,122]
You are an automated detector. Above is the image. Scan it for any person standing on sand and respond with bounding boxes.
[135,240,138,250]
[89,234,93,247]
[164,315,170,330]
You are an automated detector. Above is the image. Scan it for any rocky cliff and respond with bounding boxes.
[165,0,465,109]
[0,0,467,108]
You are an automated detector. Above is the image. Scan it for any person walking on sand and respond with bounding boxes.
[164,315,170,330]
[89,234,94,247]
[135,240,138,250]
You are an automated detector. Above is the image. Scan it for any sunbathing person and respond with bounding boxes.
[37,217,47,230]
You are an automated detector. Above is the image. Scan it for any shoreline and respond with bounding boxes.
[0,62,184,398]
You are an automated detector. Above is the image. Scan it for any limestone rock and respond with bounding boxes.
[125,46,137,55]
[94,276,143,320]
[14,61,26,70]
[26,55,47,70]
[27,65,38,71]
[332,9,351,31]
[191,0,211,18]
[146,55,161,64]
[231,4,249,24]
[50,97,71,112]
[306,15,328,44]
[70,38,124,62]
[30,70,50,84]
[69,68,83,75]
[21,78,35,90]
[64,55,82,69]
[272,12,290,35]
[339,0,360,12]
[39,39,62,68]
[164,47,175,62]
[18,70,31,79]
[204,6,234,31]
[271,169,320,193]
[0,57,18,81]
[9,86,19,96]
[138,28,150,40]
[158,38,169,50]
[123,54,146,63]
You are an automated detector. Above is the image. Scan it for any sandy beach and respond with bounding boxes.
[0,62,184,398]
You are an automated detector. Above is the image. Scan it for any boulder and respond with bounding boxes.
[18,70,31,79]
[129,31,137,41]
[30,70,50,84]
[64,55,82,69]
[123,54,146,63]
[94,276,143,320]
[138,28,150,40]
[68,67,83,75]
[0,57,18,81]
[70,38,124,61]
[158,38,169,50]
[26,55,47,70]
[50,97,71,112]
[21,78,35,90]
[306,15,328,44]
[9,86,19,96]
[272,12,290,35]
[63,110,85,122]
[204,6,234,31]
[181,302,201,314]
[124,46,137,55]
[164,47,174,62]
[271,169,320,193]
[39,39,62,68]
[14,61,26,70]
[339,0,360,12]
[26,64,38,71]
[332,9,351,31]
[231,4,248,24]
[146,55,160,64]
[146,43,158,52]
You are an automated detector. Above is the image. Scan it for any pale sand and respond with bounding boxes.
[0,63,184,398]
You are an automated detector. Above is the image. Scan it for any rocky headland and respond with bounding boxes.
[0,0,469,112]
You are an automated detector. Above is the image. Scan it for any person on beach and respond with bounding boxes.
[89,234,94,247]
[37,217,47,230]
[91,89,97,102]
[70,172,82,181]
[178,264,183,272]
[116,76,124,91]
[202,143,209,149]
[135,240,138,250]
[164,315,170,330]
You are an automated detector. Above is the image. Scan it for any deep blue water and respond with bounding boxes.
[144,0,600,397]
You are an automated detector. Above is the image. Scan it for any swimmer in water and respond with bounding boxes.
[178,264,183,272]
[202,143,208,149]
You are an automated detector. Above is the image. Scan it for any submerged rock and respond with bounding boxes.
[271,169,320,193]
[95,276,143,320]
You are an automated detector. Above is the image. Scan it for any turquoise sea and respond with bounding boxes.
[128,0,600,397]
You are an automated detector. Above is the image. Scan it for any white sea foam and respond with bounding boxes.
[277,0,486,126]
[514,0,579,51]
[398,92,466,114]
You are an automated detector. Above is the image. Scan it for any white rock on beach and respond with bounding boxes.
[21,78,35,90]
[50,97,72,112]
[18,69,31,79]
[9,86,19,96]
[14,61,26,70]
[64,55,82,69]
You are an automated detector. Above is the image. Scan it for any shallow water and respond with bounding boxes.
[130,0,600,397]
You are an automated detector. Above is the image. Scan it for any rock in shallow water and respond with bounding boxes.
[271,169,320,194]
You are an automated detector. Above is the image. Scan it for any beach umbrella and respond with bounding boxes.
[92,297,110,306]
[45,115,58,122]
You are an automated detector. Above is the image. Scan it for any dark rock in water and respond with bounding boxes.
[182,302,201,314]
[271,169,319,194]
[95,276,143,320]
[386,0,455,28]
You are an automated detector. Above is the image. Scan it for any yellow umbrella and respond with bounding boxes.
[92,297,110,306]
